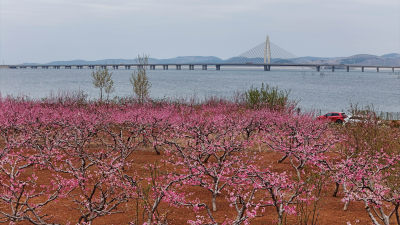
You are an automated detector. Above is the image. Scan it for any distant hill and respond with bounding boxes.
[336,54,400,66]
[21,53,400,66]
[24,56,225,66]
[381,53,400,58]
[151,56,224,64]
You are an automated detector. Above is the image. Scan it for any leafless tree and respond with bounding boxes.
[130,55,151,104]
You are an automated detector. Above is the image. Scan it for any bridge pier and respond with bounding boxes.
[376,67,379,72]
[202,65,207,70]
[189,65,194,70]
[150,65,156,70]
[361,67,364,72]
[346,66,350,72]
[89,65,95,69]
[112,65,118,70]
[176,65,182,70]
[65,66,71,69]
[264,65,271,71]
[163,65,168,70]
[125,65,131,70]
[216,65,221,71]
[331,66,335,72]
[316,66,320,72]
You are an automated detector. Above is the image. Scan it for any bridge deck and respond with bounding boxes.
[4,63,400,71]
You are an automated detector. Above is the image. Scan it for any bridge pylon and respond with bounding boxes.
[264,35,271,64]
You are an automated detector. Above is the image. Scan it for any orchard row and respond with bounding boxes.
[0,99,399,225]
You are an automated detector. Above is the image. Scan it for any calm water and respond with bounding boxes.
[0,68,399,113]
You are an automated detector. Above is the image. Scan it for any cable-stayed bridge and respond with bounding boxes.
[234,36,296,64]
[3,36,400,72]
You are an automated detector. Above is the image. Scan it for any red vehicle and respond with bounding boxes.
[317,112,348,123]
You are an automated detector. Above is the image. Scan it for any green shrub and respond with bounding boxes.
[245,83,290,109]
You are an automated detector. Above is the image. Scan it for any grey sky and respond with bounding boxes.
[0,0,399,64]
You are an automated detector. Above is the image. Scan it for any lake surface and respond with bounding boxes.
[0,68,399,114]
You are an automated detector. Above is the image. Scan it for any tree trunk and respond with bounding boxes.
[278,154,288,163]
[343,183,349,211]
[277,213,283,225]
[365,203,383,225]
[154,146,161,155]
[379,208,391,225]
[233,207,245,225]
[343,200,349,211]
[147,214,152,225]
[333,182,339,197]
[277,205,284,225]
[212,193,217,212]
[296,168,301,181]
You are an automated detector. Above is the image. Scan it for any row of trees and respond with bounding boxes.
[91,55,151,102]
[0,100,399,225]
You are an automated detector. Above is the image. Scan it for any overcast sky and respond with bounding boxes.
[0,0,399,64]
